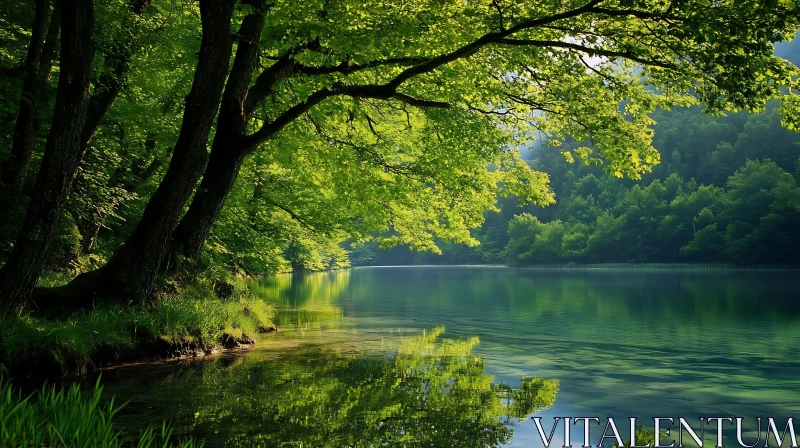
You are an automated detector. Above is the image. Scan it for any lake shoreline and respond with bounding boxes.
[352,262,800,271]
[0,278,279,379]
[3,328,276,380]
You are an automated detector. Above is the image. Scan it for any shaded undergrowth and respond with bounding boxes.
[0,278,274,376]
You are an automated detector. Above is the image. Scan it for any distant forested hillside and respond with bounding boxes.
[351,101,800,266]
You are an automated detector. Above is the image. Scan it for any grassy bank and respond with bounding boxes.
[0,379,201,447]
[0,278,275,376]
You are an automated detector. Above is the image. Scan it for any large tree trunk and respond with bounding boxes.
[170,7,268,261]
[171,145,249,260]
[3,0,53,195]
[58,0,238,303]
[0,0,94,312]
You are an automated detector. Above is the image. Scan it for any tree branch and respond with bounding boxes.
[492,0,506,31]
[263,198,315,231]
[240,0,620,151]
[244,39,320,114]
[590,7,675,21]
[240,0,686,153]
[294,56,429,76]
[497,39,676,69]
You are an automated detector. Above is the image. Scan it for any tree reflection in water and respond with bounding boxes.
[123,327,558,447]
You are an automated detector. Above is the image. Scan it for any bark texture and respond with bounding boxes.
[170,6,268,261]
[61,0,238,302]
[0,0,95,311]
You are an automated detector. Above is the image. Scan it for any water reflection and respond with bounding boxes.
[248,271,349,331]
[97,267,800,447]
[319,267,800,445]
[98,327,558,447]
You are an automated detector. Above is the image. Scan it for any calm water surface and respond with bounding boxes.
[91,267,800,447]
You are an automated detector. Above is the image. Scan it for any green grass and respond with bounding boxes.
[0,378,201,447]
[149,280,274,344]
[0,279,274,374]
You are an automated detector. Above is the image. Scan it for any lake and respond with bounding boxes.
[90,267,800,447]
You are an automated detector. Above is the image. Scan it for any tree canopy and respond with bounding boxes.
[0,0,799,309]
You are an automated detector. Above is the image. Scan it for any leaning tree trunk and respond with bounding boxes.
[56,0,238,303]
[0,0,94,312]
[170,145,249,261]
[170,6,268,262]
[3,0,53,195]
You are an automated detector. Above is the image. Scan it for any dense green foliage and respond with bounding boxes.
[0,379,200,447]
[354,102,800,265]
[0,0,353,276]
[2,2,798,444]
[0,0,798,308]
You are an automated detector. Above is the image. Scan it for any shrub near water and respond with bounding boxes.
[0,379,201,448]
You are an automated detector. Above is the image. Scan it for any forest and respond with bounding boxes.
[352,99,800,266]
[0,0,797,313]
[0,0,799,444]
